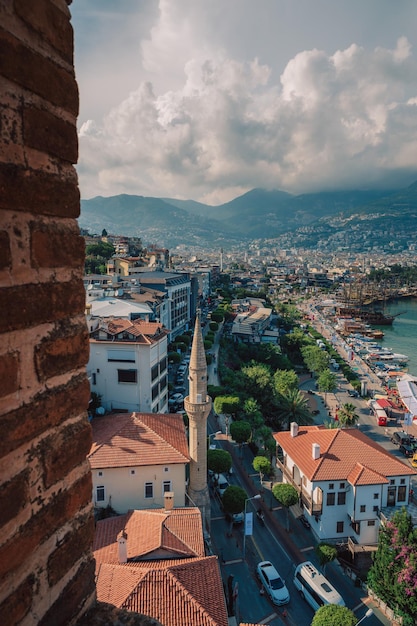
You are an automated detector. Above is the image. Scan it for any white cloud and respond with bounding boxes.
[73,2,417,202]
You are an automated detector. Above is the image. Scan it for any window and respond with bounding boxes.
[326,492,335,506]
[373,493,378,499]
[159,357,167,373]
[145,482,153,498]
[159,375,167,391]
[368,520,375,526]
[96,486,105,502]
[118,369,137,383]
[328,483,334,490]
[373,505,379,512]
[336,521,344,533]
[152,384,159,400]
[98,471,103,477]
[163,480,171,493]
[360,505,366,513]
[400,479,405,485]
[151,364,159,381]
[390,479,395,485]
[164,467,169,472]
[92,373,96,385]
[337,491,346,505]
[130,469,136,475]
[398,486,406,502]
[339,482,345,489]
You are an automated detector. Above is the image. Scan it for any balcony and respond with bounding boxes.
[277,460,322,517]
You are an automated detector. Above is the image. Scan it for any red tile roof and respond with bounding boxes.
[94,507,228,626]
[88,412,190,469]
[94,508,205,563]
[274,426,416,483]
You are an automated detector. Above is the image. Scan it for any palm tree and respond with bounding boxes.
[337,402,359,428]
[275,388,314,430]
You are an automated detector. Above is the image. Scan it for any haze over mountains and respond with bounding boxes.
[79,180,417,250]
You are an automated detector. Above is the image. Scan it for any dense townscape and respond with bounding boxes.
[81,227,417,626]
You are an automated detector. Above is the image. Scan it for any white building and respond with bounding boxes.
[274,425,416,547]
[88,318,170,413]
[89,412,189,513]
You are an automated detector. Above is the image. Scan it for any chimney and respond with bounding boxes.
[312,443,320,460]
[290,422,299,437]
[164,491,174,512]
[117,530,128,563]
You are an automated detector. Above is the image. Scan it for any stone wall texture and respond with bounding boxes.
[0,2,96,625]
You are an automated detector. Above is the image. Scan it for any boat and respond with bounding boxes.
[337,306,395,325]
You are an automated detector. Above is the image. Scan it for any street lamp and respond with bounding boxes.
[354,608,373,626]
[242,494,261,560]
[208,430,221,449]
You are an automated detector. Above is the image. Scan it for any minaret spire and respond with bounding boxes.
[184,310,212,530]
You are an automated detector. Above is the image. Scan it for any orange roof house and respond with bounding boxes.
[93,505,229,626]
[89,412,190,514]
[274,425,416,546]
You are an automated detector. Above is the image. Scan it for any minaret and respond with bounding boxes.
[184,310,212,530]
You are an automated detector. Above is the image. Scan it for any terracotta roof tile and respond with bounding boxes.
[94,506,228,626]
[274,426,416,483]
[88,412,189,469]
[94,508,205,563]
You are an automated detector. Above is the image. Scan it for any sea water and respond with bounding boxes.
[377,298,417,377]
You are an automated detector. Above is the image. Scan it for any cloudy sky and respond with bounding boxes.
[71,1,417,204]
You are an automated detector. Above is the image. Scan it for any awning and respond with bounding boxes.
[396,375,417,417]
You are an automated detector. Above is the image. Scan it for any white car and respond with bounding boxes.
[257,561,290,605]
[168,393,184,405]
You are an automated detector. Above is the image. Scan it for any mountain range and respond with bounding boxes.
[79,180,417,251]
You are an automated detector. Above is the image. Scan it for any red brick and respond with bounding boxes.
[0,473,93,581]
[31,223,85,269]
[48,514,95,586]
[34,319,89,382]
[0,28,78,116]
[0,574,34,626]
[24,105,78,163]
[15,0,74,63]
[39,559,96,626]
[0,163,80,217]
[0,280,86,335]
[0,350,20,397]
[40,419,92,488]
[0,374,90,458]
[0,469,29,527]
[0,230,11,269]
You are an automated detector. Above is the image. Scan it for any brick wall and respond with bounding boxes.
[0,2,96,625]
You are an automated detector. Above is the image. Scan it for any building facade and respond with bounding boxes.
[88,318,169,413]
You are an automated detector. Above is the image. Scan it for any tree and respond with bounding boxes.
[230,420,252,450]
[311,605,357,626]
[272,483,298,531]
[275,387,313,430]
[367,508,417,624]
[252,456,271,484]
[241,363,273,405]
[301,345,330,376]
[207,449,232,476]
[273,369,299,395]
[168,351,181,364]
[338,402,359,428]
[222,485,247,533]
[315,543,337,575]
[317,369,338,404]
[214,395,240,418]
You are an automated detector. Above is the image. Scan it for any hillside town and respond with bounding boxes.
[81,229,417,626]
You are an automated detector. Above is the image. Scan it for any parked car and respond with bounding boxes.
[225,511,244,524]
[168,392,184,405]
[256,561,290,605]
[399,442,417,458]
[215,474,229,497]
[348,390,359,398]
[391,431,413,446]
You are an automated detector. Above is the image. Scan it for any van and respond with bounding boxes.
[216,474,229,497]
[294,561,345,612]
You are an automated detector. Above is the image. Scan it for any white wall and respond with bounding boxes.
[88,337,168,413]
[92,463,187,514]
